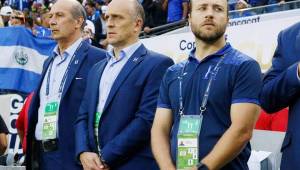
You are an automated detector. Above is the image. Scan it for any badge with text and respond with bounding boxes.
[94,111,103,153]
[42,101,59,139]
[94,112,101,129]
[177,115,203,170]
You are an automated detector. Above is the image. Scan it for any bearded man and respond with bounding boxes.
[151,0,262,169]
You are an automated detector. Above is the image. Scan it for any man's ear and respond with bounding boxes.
[76,16,84,29]
[188,13,191,25]
[134,18,143,33]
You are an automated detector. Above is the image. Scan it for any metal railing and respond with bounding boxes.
[140,0,300,38]
[140,19,188,39]
[229,0,300,19]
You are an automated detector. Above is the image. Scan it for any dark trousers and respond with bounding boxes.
[29,140,62,170]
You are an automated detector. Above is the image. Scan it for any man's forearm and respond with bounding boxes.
[17,130,24,144]
[0,134,7,154]
[201,127,252,170]
[151,130,175,170]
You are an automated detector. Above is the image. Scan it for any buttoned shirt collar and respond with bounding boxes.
[52,37,83,61]
[188,43,232,63]
[106,41,142,66]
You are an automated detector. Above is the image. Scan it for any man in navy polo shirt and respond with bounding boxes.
[151,0,262,170]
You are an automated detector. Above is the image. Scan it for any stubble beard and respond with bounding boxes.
[192,24,226,44]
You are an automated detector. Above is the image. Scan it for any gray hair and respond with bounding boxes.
[52,0,87,30]
[70,1,87,30]
[132,0,145,27]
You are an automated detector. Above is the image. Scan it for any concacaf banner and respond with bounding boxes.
[0,94,26,165]
[142,8,300,72]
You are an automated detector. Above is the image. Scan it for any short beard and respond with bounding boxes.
[192,26,226,44]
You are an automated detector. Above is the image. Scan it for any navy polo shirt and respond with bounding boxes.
[157,43,262,170]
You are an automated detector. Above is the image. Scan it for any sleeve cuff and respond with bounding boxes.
[286,62,300,88]
[297,64,300,82]
[100,147,117,167]
[157,103,172,109]
[232,98,260,105]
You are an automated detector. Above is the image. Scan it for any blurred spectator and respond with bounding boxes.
[16,93,34,154]
[247,0,268,14]
[152,0,167,26]
[268,0,298,11]
[269,0,294,4]
[255,108,288,132]
[236,0,250,10]
[248,0,269,7]
[142,0,154,32]
[85,1,105,48]
[228,0,237,10]
[0,115,8,155]
[100,5,107,35]
[142,0,167,33]
[97,5,108,48]
[10,10,25,26]
[266,0,290,12]
[230,0,255,18]
[82,19,95,44]
[94,0,104,10]
[31,1,44,13]
[166,0,188,23]
[0,5,12,26]
[33,8,52,37]
[11,0,30,11]
[41,9,50,28]
[85,0,100,23]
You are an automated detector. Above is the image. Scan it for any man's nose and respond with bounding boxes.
[204,8,214,19]
[49,17,56,26]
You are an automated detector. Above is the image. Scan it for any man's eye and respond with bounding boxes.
[198,7,206,11]
[215,7,223,12]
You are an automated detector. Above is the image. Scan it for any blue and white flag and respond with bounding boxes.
[0,26,56,93]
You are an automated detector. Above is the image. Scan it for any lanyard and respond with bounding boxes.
[178,54,226,116]
[45,43,82,96]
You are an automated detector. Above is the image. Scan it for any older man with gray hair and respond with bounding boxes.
[26,0,106,169]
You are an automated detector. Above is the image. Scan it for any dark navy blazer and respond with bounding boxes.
[26,41,106,170]
[260,22,300,170]
[75,44,174,170]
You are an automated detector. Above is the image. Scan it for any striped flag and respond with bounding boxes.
[0,26,56,93]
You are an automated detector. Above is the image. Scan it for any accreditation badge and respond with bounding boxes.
[94,112,101,129]
[42,97,59,140]
[177,115,203,169]
[94,111,103,154]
